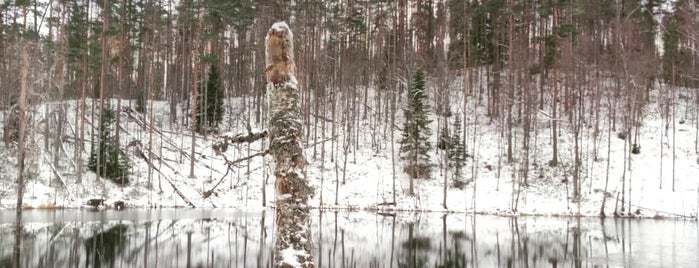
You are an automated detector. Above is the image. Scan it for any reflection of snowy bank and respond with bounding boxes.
[1,210,696,267]
[0,211,271,268]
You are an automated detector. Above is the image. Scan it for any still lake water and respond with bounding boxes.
[0,209,697,268]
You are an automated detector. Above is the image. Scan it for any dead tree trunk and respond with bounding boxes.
[266,22,314,268]
[16,30,29,211]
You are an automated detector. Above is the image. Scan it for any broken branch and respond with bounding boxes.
[212,130,268,155]
[204,149,270,199]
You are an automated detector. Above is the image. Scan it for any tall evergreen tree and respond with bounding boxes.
[66,0,89,71]
[196,63,224,135]
[413,0,434,59]
[470,0,506,66]
[662,0,697,88]
[448,114,466,188]
[64,0,94,98]
[447,0,467,69]
[88,102,129,185]
[662,6,682,83]
[437,123,450,150]
[399,70,432,189]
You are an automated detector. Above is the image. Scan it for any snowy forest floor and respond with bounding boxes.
[1,79,698,219]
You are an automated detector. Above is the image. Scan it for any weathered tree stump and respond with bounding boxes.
[266,22,315,268]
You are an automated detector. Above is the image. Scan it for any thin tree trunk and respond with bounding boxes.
[16,6,29,210]
[660,81,665,189]
[601,95,613,216]
[442,118,448,209]
[507,8,514,164]
[189,12,200,179]
[76,0,92,184]
[54,3,68,192]
[390,107,396,204]
[621,124,627,215]
[116,0,129,188]
[167,0,177,125]
[550,1,559,167]
[319,98,326,206]
[96,0,110,180]
[672,65,676,192]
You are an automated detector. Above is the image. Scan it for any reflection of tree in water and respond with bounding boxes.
[392,217,587,267]
[434,237,467,268]
[502,219,584,268]
[84,224,129,268]
[0,253,11,267]
[398,223,431,268]
[1,220,29,268]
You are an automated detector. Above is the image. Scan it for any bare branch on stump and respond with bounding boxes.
[206,124,269,199]
[212,129,268,155]
[204,149,270,198]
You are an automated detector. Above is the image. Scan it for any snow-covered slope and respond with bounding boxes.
[1,80,698,218]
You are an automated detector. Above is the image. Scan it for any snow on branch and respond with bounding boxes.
[212,129,268,155]
[205,126,270,199]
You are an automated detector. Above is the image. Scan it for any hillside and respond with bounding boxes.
[1,79,698,218]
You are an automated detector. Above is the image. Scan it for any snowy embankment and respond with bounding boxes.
[0,81,698,218]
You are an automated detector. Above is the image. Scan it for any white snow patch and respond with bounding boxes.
[279,247,304,267]
[270,21,293,40]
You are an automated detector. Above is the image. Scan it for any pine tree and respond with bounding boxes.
[88,102,129,185]
[470,0,505,66]
[66,0,89,72]
[447,0,467,69]
[661,0,696,88]
[448,114,466,188]
[399,70,432,185]
[437,123,450,150]
[196,63,224,135]
[662,7,681,82]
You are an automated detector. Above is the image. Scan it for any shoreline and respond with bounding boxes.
[1,203,696,220]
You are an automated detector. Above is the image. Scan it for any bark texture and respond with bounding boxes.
[266,22,314,268]
[16,38,29,210]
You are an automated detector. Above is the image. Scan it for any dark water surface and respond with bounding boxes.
[0,209,697,268]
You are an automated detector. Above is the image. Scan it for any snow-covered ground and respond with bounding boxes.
[1,79,698,218]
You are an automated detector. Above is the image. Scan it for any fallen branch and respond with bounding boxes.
[41,154,75,201]
[129,142,196,208]
[58,139,78,170]
[305,136,338,149]
[121,111,219,171]
[613,194,697,219]
[310,112,334,123]
[204,149,269,199]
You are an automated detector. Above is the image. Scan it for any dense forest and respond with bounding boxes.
[1,0,698,215]
[3,0,696,126]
